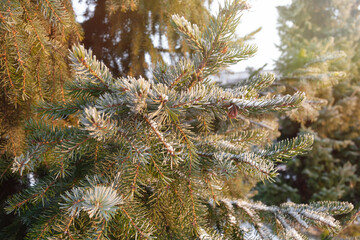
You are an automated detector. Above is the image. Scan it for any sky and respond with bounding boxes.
[72,0,292,72]
[222,0,292,71]
[72,0,95,22]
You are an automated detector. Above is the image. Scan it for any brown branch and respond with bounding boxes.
[143,115,174,156]
[36,60,43,99]
[172,185,185,208]
[171,97,203,108]
[64,215,75,240]
[131,162,141,196]
[96,219,106,240]
[62,137,90,153]
[204,177,217,205]
[173,121,196,163]
[119,206,147,238]
[188,63,205,90]
[169,70,188,89]
[20,2,47,52]
[14,180,56,209]
[36,214,59,240]
[150,156,166,179]
[7,5,27,97]
[79,57,108,86]
[187,148,198,227]
[60,72,65,103]
[0,162,13,179]
[59,156,65,177]
[51,58,56,102]
[188,179,198,227]
[43,0,64,25]
[2,46,15,90]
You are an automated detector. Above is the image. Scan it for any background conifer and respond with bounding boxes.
[80,0,211,78]
[255,0,360,236]
[0,0,82,237]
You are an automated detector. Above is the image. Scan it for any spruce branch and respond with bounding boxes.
[61,185,123,221]
[20,1,49,55]
[26,212,59,240]
[236,72,276,92]
[5,178,56,214]
[197,148,277,181]
[3,3,29,100]
[95,92,125,115]
[223,129,269,145]
[70,44,113,89]
[229,91,305,115]
[12,152,36,176]
[121,76,151,114]
[309,201,355,215]
[259,134,314,161]
[39,0,71,34]
[81,107,119,142]
[171,15,205,52]
[65,80,110,98]
[172,0,256,88]
[208,199,353,240]
[37,96,93,119]
[143,115,175,156]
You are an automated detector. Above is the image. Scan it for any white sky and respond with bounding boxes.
[72,0,292,72]
[216,0,292,71]
[72,0,94,22]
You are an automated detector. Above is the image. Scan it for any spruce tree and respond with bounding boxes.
[80,0,211,78]
[254,0,360,229]
[4,0,354,239]
[0,0,82,158]
[0,0,82,237]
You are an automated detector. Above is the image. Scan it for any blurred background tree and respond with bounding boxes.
[80,0,212,78]
[254,1,360,235]
[0,0,82,237]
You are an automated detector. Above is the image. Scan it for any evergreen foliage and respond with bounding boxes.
[4,1,354,239]
[0,0,82,160]
[80,0,212,78]
[255,1,360,235]
[0,0,82,236]
[0,0,82,105]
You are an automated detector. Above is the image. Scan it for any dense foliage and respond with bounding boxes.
[255,1,360,236]
[0,0,82,157]
[3,1,354,239]
[0,0,82,236]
